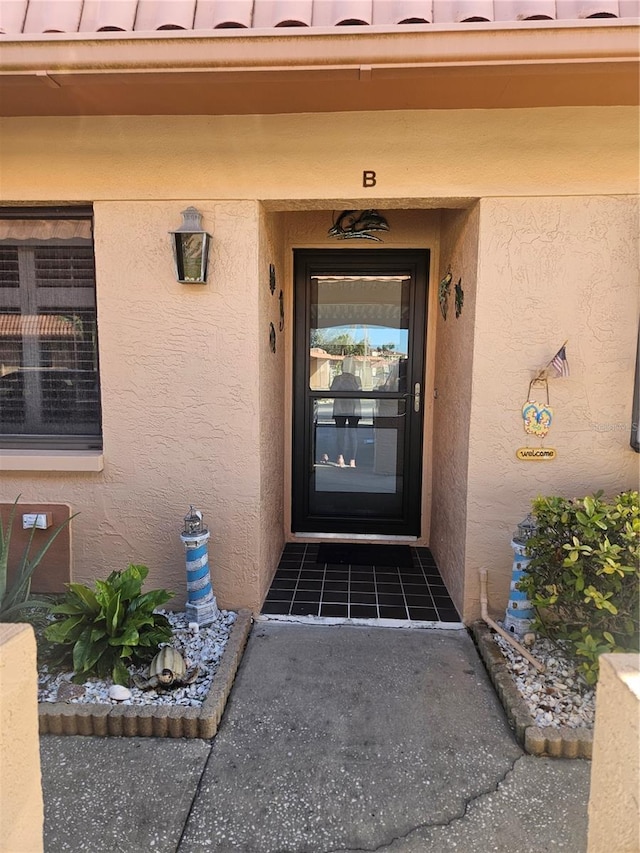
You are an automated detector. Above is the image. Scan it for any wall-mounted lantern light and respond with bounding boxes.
[170,207,211,284]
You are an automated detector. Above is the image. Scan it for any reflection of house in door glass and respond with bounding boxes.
[309,276,410,392]
[309,275,410,496]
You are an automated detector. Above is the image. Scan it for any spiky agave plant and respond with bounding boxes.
[0,496,75,624]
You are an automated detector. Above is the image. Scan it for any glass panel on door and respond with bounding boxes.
[310,273,409,517]
[313,397,403,492]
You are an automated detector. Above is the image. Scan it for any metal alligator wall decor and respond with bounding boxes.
[328,209,390,241]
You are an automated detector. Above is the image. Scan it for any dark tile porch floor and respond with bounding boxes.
[261,543,461,624]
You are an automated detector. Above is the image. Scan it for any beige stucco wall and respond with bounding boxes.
[95,200,265,610]
[0,108,637,201]
[463,195,639,621]
[430,205,480,614]
[1,200,270,611]
[588,653,640,853]
[0,108,638,615]
[257,208,286,604]
[0,624,44,853]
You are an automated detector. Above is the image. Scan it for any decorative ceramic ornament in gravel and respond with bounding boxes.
[38,609,253,739]
[471,621,594,759]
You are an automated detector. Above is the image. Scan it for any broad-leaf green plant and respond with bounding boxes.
[44,564,173,686]
[518,490,640,685]
[0,496,75,624]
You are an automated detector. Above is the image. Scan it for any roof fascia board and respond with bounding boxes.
[1,22,638,76]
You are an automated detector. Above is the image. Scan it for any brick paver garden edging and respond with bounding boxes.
[470,621,592,759]
[38,609,253,739]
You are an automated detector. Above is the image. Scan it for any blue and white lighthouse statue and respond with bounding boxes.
[181,505,219,627]
[504,514,536,637]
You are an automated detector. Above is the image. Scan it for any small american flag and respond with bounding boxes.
[551,345,570,378]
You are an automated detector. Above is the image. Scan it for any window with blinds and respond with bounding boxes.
[0,209,102,449]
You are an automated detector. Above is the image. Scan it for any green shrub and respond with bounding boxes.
[0,496,75,624]
[518,490,640,685]
[44,564,173,686]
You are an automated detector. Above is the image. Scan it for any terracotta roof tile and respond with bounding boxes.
[1,0,637,35]
[80,0,138,32]
[23,0,84,34]
[253,0,313,27]
[556,0,620,16]
[0,219,91,240]
[494,1,556,20]
[0,314,81,337]
[0,0,26,34]
[434,1,493,22]
[311,0,373,26]
[134,0,197,30]
[372,1,433,25]
[194,0,254,28]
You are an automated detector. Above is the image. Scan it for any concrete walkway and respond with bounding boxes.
[40,623,591,852]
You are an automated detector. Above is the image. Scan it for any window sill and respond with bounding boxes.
[0,450,104,472]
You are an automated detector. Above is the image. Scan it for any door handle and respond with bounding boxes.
[402,384,422,412]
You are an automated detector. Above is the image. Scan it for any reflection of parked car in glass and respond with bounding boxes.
[0,368,99,431]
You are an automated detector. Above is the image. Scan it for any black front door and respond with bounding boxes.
[292,249,429,536]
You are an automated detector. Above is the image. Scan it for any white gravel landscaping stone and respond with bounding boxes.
[493,631,595,729]
[38,609,237,707]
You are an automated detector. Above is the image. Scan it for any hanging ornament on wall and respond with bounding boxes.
[455,278,464,318]
[279,290,285,332]
[439,269,452,320]
[269,322,276,353]
[522,380,553,438]
[269,264,276,295]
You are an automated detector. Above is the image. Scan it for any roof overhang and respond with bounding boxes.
[0,20,638,116]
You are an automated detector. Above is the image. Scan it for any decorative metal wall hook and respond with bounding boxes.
[527,377,550,405]
[328,209,390,242]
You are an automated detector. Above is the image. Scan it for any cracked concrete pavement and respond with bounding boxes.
[41,622,590,852]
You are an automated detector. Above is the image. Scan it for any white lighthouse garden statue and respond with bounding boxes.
[181,505,220,627]
[504,514,536,637]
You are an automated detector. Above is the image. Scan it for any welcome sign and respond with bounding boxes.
[516,447,557,461]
